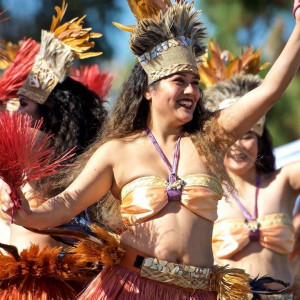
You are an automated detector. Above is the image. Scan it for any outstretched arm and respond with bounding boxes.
[218,3,300,140]
[1,142,114,229]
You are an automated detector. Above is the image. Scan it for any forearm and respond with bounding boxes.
[14,193,75,229]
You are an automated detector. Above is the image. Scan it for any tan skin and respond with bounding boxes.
[215,132,300,286]
[1,9,300,270]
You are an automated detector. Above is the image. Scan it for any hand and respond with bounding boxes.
[0,178,12,210]
[293,0,300,19]
[1,185,31,224]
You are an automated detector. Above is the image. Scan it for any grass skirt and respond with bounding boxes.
[77,265,217,300]
[0,244,94,300]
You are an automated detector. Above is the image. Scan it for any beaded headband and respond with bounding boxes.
[114,1,206,82]
[18,1,102,104]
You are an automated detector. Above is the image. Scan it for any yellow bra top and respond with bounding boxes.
[120,174,223,226]
[212,213,295,258]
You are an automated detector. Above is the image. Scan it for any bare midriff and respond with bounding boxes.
[120,201,214,267]
[214,241,293,288]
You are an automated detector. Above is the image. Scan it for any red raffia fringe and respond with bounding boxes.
[0,38,40,103]
[0,112,74,218]
[70,64,114,100]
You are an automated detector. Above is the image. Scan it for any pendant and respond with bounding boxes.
[165,179,186,190]
[244,219,261,241]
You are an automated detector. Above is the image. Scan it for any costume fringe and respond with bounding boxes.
[212,265,250,300]
[70,64,114,100]
[0,243,93,281]
[75,224,125,266]
[27,224,125,267]
[0,243,96,300]
[0,112,74,217]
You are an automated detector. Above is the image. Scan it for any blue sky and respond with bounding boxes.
[1,0,295,64]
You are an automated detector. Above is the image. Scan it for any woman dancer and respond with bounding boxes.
[2,1,300,299]
[0,2,111,299]
[201,42,300,298]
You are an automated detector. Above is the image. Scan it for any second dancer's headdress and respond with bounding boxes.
[113,0,206,83]
[18,1,102,104]
[200,39,270,136]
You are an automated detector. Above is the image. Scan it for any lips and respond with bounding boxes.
[177,99,193,109]
[230,153,248,162]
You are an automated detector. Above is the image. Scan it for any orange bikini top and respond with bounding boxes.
[212,213,295,258]
[120,174,223,226]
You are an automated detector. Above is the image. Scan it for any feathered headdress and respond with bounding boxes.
[0,10,11,63]
[0,39,40,105]
[199,38,270,88]
[18,0,102,104]
[70,64,114,100]
[0,41,19,70]
[114,0,206,82]
[201,39,270,136]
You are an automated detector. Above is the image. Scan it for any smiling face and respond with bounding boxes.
[144,72,200,126]
[224,131,259,175]
[17,95,41,124]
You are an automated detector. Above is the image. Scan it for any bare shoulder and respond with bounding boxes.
[269,160,300,193]
[92,135,145,164]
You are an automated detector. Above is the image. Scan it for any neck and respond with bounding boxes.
[146,116,183,144]
[227,166,258,190]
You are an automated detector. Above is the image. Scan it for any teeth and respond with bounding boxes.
[178,100,192,108]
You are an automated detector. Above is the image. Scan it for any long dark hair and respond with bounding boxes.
[256,127,275,173]
[36,77,107,197]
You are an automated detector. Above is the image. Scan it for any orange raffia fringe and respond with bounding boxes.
[26,224,125,267]
[75,224,125,266]
[0,243,94,300]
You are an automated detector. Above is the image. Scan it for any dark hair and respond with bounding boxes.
[256,126,275,173]
[39,77,107,162]
[36,76,107,196]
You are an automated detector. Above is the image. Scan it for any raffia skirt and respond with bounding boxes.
[77,244,250,300]
[77,265,218,300]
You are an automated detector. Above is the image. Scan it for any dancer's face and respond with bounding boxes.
[144,72,200,126]
[224,131,259,175]
[18,96,41,124]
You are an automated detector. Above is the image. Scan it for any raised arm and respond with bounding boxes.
[217,5,300,140]
[1,142,114,229]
